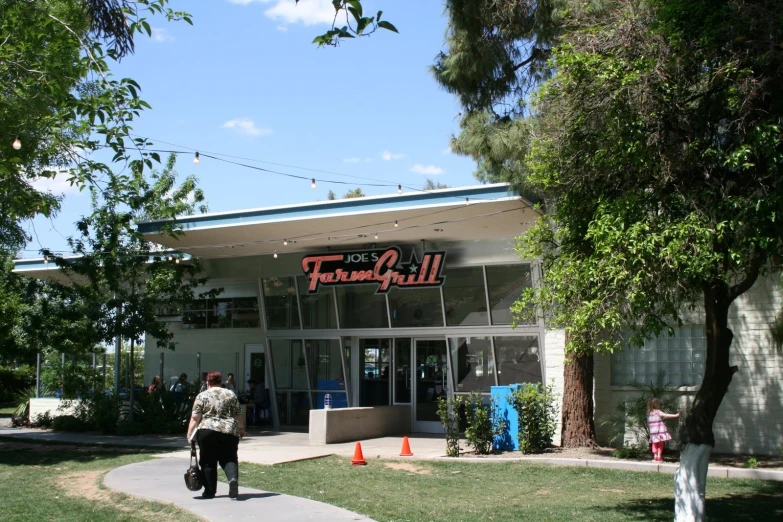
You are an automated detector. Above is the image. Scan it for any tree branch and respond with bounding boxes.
[728,248,766,302]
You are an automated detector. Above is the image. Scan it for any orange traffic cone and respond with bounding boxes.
[400,436,414,457]
[351,442,367,466]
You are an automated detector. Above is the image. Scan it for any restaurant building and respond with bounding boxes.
[14,183,782,453]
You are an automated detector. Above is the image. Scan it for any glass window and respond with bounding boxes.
[208,298,233,329]
[394,338,412,403]
[494,336,542,385]
[442,267,488,326]
[232,298,260,328]
[263,277,301,330]
[270,339,292,389]
[450,337,496,393]
[307,339,348,409]
[182,299,207,329]
[611,327,706,387]
[335,285,389,329]
[388,287,444,327]
[297,276,337,329]
[486,264,534,325]
[360,338,391,406]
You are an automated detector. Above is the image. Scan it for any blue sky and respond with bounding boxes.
[25,0,480,257]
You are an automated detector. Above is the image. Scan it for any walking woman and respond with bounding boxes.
[186,371,245,499]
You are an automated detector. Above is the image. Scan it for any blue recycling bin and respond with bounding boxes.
[492,384,522,451]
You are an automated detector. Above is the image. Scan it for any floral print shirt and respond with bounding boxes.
[192,387,241,437]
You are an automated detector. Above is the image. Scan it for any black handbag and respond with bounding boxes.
[184,441,204,491]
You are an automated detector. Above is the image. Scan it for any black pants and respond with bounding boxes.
[196,429,239,497]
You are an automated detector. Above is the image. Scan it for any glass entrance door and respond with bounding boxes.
[413,339,448,433]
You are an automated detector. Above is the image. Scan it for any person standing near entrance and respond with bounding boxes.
[187,371,245,499]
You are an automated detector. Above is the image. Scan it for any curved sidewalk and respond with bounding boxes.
[104,457,374,522]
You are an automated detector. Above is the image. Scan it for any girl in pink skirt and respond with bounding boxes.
[648,397,680,462]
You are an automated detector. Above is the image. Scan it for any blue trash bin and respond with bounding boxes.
[491,384,523,451]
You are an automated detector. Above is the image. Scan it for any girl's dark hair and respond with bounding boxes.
[207,371,222,386]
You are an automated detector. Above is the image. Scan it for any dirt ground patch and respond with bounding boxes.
[384,462,432,475]
[57,470,196,521]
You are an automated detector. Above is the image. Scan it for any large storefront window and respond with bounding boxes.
[263,277,301,330]
[335,285,389,329]
[182,298,259,329]
[443,267,488,326]
[450,336,495,393]
[494,336,542,385]
[486,264,534,325]
[270,339,310,425]
[388,287,444,328]
[297,276,337,329]
[306,339,348,408]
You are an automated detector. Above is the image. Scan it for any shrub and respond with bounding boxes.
[747,457,760,469]
[32,411,54,429]
[0,365,36,403]
[510,382,559,454]
[613,444,648,459]
[52,414,91,432]
[81,392,123,435]
[463,392,505,455]
[116,421,148,437]
[12,384,55,420]
[437,395,466,457]
[600,371,683,449]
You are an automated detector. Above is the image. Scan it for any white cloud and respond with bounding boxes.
[221,118,272,137]
[381,150,406,161]
[263,0,336,26]
[151,27,173,43]
[225,0,263,4]
[411,164,445,176]
[32,170,79,195]
[343,157,360,164]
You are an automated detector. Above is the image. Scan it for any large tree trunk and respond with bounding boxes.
[561,347,597,448]
[675,284,738,521]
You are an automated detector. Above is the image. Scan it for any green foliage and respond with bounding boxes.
[437,395,466,457]
[129,388,192,433]
[341,188,366,199]
[612,444,647,459]
[309,1,397,47]
[52,414,91,432]
[0,365,35,403]
[12,384,54,419]
[463,392,505,455]
[600,371,682,448]
[510,382,558,454]
[78,392,123,435]
[424,179,449,190]
[32,411,54,428]
[746,457,759,469]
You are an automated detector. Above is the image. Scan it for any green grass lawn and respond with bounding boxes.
[240,457,783,522]
[0,439,191,522]
[0,405,15,416]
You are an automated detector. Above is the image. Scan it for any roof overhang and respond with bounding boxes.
[138,184,541,259]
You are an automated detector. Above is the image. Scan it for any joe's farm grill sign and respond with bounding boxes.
[302,247,446,294]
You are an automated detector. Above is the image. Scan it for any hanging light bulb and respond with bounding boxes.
[167,255,173,261]
[12,136,21,150]
[311,178,317,189]
[374,233,378,239]
[394,220,398,228]
[397,184,402,195]
[193,152,200,164]
[273,250,278,259]
[43,256,48,265]
[283,239,288,246]
[175,257,180,264]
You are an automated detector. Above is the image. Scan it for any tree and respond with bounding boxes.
[45,154,215,415]
[0,0,191,253]
[307,0,398,47]
[327,189,337,200]
[424,179,449,190]
[341,188,365,199]
[516,0,783,517]
[432,0,596,448]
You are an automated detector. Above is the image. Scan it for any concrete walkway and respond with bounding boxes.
[104,457,374,522]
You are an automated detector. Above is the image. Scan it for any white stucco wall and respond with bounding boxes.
[594,275,783,455]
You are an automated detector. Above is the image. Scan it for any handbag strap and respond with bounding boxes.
[190,441,199,469]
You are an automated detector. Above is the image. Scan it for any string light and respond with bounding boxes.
[283,239,288,246]
[167,255,173,261]
[273,250,278,259]
[12,137,21,150]
[394,220,398,228]
[465,197,470,205]
[374,233,378,239]
[311,178,317,189]
[397,184,402,195]
[175,258,180,264]
[193,152,200,165]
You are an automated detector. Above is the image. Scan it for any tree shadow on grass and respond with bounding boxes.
[0,442,157,467]
[593,487,783,521]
